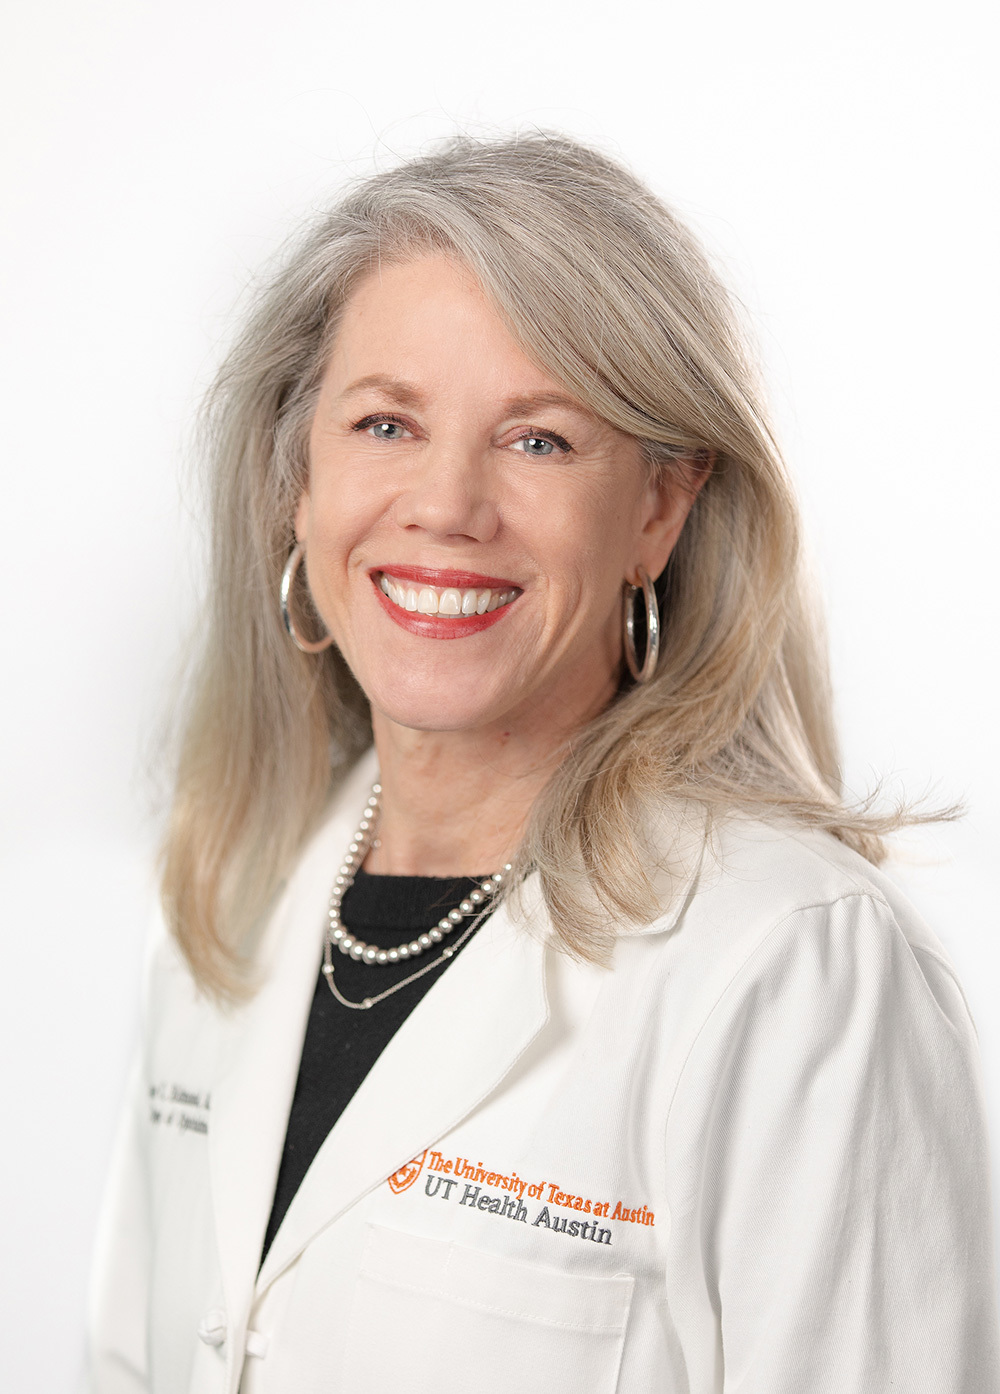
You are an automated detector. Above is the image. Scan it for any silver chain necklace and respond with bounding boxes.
[321,783,512,1011]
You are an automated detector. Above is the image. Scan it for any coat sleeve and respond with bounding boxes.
[86,1052,151,1392]
[85,916,165,1393]
[663,892,1000,1393]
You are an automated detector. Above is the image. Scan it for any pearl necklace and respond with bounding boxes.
[321,783,512,1011]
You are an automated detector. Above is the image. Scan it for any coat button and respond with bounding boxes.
[197,1309,227,1347]
[245,1330,270,1359]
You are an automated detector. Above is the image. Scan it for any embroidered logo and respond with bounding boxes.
[388,1149,657,1249]
[387,1149,428,1194]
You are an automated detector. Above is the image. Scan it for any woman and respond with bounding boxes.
[88,133,1000,1392]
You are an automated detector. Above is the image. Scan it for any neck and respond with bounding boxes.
[362,714,574,877]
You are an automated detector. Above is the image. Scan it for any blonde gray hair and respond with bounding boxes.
[163,131,922,999]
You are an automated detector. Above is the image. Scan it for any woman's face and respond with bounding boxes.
[297,255,696,742]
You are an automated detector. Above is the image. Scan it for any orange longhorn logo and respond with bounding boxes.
[387,1149,428,1194]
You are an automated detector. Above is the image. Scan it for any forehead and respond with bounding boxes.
[324,254,584,406]
[340,253,503,337]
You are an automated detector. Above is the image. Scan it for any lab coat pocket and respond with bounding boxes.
[339,1223,635,1394]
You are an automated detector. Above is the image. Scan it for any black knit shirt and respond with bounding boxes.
[260,867,490,1267]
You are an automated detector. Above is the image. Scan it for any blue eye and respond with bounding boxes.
[370,420,405,441]
[522,436,554,455]
[352,414,410,440]
[513,429,572,456]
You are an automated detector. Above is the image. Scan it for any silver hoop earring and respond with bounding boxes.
[280,542,335,653]
[623,566,660,684]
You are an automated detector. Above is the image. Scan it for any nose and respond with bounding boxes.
[392,442,500,543]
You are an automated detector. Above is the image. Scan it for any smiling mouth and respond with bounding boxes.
[376,571,521,617]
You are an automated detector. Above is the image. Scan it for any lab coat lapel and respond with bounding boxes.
[257,880,551,1292]
[207,754,377,1328]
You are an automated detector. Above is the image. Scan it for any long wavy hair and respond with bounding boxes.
[162,131,925,999]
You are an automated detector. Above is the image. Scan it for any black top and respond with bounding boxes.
[260,867,491,1267]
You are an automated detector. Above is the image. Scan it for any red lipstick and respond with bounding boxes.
[372,564,520,589]
[369,569,521,640]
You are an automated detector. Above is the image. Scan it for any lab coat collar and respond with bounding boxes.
[560,796,708,943]
[208,748,707,1312]
[619,799,709,938]
[208,752,381,1331]
[207,747,551,1308]
[257,872,549,1292]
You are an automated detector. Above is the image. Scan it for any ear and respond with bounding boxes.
[630,451,712,584]
[294,490,311,544]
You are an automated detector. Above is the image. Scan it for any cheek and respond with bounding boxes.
[536,485,639,604]
[306,460,383,554]
[296,483,376,625]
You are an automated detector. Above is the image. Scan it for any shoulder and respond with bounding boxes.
[665,809,955,965]
[649,827,998,1394]
[630,810,978,1063]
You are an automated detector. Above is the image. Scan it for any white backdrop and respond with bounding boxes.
[2,1,997,1387]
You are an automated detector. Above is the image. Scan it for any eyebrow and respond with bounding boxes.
[338,376,594,421]
[338,375,426,407]
[502,391,593,420]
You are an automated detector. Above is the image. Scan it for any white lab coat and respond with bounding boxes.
[87,749,1000,1392]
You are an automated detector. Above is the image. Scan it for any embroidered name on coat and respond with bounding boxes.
[147,1080,210,1135]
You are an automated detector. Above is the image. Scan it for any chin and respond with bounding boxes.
[372,701,504,735]
[364,673,510,735]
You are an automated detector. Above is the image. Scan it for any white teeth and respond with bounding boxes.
[379,573,519,619]
[438,588,462,616]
